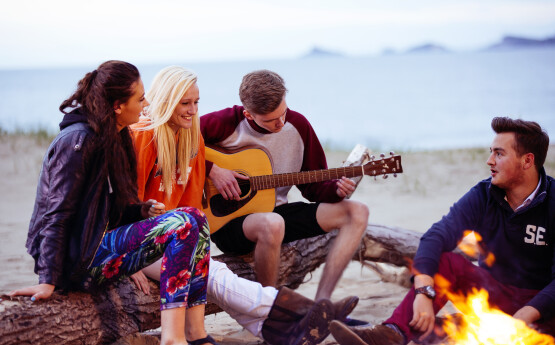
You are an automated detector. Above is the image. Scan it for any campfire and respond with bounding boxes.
[439,289,554,345]
[433,232,555,344]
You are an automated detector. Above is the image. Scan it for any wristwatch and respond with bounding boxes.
[415,285,436,299]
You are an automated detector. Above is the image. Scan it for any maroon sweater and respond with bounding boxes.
[200,105,342,206]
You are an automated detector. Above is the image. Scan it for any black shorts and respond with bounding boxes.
[210,202,326,255]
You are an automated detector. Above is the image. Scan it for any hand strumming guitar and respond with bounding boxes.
[209,163,248,201]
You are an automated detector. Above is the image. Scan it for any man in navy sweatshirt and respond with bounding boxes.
[330,117,555,344]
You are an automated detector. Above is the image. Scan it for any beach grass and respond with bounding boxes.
[0,125,56,146]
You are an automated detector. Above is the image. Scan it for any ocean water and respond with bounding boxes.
[1,48,554,151]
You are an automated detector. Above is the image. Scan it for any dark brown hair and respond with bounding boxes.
[239,70,287,115]
[60,60,141,221]
[491,117,549,171]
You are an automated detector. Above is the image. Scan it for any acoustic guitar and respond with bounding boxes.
[203,146,403,233]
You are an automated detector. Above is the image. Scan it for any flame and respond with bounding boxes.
[441,288,555,345]
[457,231,495,267]
[457,231,481,259]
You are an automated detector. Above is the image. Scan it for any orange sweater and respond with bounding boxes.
[131,119,206,210]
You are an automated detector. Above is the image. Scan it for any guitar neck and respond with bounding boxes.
[250,166,364,191]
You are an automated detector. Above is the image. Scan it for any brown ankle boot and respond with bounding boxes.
[261,287,331,344]
[333,295,359,322]
[262,287,359,344]
[288,298,334,345]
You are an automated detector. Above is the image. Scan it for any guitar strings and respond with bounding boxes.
[235,166,363,186]
[229,157,400,188]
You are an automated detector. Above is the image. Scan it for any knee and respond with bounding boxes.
[252,214,285,246]
[173,207,208,233]
[436,252,472,281]
[346,201,369,230]
[438,252,465,271]
[176,206,208,224]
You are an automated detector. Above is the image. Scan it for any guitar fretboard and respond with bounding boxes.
[250,166,365,191]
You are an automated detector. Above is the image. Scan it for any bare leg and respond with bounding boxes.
[243,213,285,287]
[160,307,187,345]
[142,259,161,280]
[315,200,369,300]
[185,305,209,343]
[142,263,208,343]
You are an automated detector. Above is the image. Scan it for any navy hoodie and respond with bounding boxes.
[413,168,555,319]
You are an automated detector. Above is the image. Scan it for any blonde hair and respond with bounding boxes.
[142,66,200,197]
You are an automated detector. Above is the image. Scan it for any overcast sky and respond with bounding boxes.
[1,0,555,69]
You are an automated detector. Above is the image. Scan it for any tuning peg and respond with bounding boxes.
[383,174,388,179]
[380,153,385,158]
[370,155,375,161]
[374,176,377,181]
[393,173,397,178]
[390,151,395,156]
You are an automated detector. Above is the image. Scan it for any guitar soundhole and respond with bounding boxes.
[238,177,250,198]
[210,179,257,217]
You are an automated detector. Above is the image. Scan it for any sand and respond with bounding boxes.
[2,134,554,344]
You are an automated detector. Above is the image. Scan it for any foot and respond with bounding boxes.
[333,295,359,322]
[187,334,218,345]
[331,295,371,327]
[343,317,371,326]
[290,299,335,345]
[330,320,405,345]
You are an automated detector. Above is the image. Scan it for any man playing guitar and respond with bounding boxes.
[200,70,369,302]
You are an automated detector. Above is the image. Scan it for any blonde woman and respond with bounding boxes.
[133,66,205,211]
[130,66,215,345]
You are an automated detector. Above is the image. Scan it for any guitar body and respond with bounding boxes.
[204,146,276,233]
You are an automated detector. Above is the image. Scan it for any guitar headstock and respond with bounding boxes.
[362,152,403,178]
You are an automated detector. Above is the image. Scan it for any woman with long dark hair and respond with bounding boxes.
[9,60,214,345]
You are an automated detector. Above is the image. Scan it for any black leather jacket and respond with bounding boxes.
[26,110,142,289]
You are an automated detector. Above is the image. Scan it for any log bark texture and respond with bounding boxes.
[0,224,421,345]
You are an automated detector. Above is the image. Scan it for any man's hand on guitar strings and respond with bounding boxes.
[336,176,356,198]
[209,164,248,201]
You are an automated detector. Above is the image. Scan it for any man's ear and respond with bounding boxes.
[522,153,535,170]
[243,109,254,120]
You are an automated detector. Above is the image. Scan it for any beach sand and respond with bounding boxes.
[2,134,553,344]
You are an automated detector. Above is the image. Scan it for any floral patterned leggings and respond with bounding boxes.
[87,207,210,310]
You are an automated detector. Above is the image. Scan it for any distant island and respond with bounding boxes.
[485,34,555,51]
[303,47,344,58]
[379,34,555,57]
[302,33,555,59]
[380,43,450,56]
[405,43,450,54]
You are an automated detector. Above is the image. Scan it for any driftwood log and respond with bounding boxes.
[0,223,420,345]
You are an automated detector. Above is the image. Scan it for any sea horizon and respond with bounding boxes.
[1,47,554,152]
